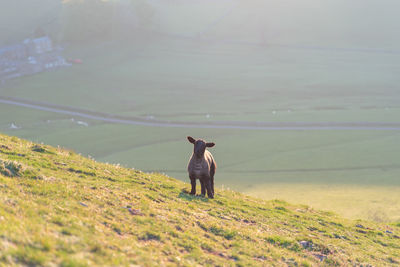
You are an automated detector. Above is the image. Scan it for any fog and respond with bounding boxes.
[2,0,400,47]
[1,0,400,220]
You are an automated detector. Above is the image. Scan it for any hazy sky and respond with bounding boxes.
[1,0,400,50]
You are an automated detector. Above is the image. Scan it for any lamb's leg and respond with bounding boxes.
[200,179,206,196]
[206,177,214,199]
[190,176,196,195]
[211,175,214,195]
[210,163,216,196]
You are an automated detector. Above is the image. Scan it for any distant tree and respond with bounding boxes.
[0,0,61,45]
[61,0,156,42]
[130,0,155,30]
[61,0,114,42]
[34,27,46,38]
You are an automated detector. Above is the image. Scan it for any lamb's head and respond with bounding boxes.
[187,136,215,158]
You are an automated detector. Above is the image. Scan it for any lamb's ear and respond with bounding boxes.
[206,142,215,147]
[187,136,196,144]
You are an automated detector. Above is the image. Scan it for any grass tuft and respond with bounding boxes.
[0,159,23,177]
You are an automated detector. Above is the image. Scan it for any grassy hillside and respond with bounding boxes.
[0,133,399,266]
[2,102,400,222]
[2,1,400,222]
[2,36,400,222]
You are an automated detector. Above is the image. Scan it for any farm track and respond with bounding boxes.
[1,96,400,131]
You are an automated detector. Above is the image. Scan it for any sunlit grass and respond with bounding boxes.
[1,37,400,224]
[1,104,400,221]
[245,183,400,222]
[0,133,399,265]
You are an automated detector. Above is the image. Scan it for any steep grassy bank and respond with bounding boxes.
[0,133,399,266]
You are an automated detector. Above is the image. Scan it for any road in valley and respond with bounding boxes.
[1,96,400,131]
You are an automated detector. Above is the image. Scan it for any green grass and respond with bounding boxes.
[1,103,400,221]
[245,183,400,222]
[1,34,400,222]
[2,38,400,123]
[0,133,399,266]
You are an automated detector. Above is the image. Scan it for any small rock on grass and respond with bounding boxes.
[299,240,312,249]
[314,254,327,261]
[128,208,142,215]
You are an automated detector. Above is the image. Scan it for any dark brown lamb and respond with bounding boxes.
[187,136,217,198]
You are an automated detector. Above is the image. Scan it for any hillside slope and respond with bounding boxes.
[0,133,399,266]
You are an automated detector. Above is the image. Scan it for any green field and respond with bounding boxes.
[1,133,399,266]
[1,38,400,222]
[1,1,400,222]
[3,39,400,123]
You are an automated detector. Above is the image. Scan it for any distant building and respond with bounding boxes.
[31,36,53,54]
[0,36,69,83]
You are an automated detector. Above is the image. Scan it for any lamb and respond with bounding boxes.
[187,136,217,198]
